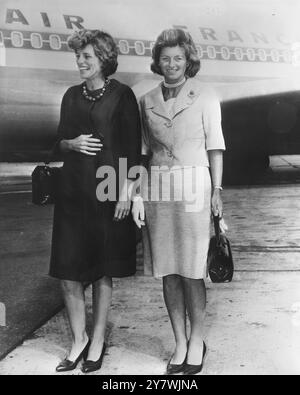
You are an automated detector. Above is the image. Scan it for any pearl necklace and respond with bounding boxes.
[163,77,186,89]
[82,79,110,102]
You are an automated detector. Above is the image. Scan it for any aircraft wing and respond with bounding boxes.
[217,76,300,102]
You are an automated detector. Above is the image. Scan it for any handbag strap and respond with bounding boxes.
[213,215,221,246]
[44,138,61,166]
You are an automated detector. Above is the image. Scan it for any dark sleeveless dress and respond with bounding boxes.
[49,79,141,282]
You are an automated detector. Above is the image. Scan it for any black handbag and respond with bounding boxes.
[207,215,234,283]
[31,163,61,205]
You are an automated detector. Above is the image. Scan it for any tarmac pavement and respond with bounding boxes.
[0,180,300,375]
[1,271,300,375]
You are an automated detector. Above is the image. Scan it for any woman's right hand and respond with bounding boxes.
[68,134,102,156]
[132,198,145,229]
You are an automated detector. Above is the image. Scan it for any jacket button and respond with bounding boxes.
[165,121,172,128]
[167,151,173,158]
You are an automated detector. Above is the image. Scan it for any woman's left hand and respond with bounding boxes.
[211,189,223,218]
[114,200,131,221]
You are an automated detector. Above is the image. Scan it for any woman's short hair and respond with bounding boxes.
[68,29,118,77]
[151,29,200,78]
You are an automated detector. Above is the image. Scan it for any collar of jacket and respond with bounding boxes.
[144,78,201,120]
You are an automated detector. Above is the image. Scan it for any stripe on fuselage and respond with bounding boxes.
[0,28,292,64]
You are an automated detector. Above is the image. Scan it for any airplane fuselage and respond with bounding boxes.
[1,0,300,168]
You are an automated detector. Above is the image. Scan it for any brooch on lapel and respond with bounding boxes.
[188,90,196,99]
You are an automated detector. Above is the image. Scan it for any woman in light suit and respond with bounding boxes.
[132,29,226,375]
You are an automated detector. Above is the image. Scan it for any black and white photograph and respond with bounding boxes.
[0,0,300,377]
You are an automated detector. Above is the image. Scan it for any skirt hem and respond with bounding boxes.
[48,269,136,282]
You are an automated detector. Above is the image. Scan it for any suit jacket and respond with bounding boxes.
[140,77,225,168]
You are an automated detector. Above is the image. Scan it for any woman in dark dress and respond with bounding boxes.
[50,29,141,373]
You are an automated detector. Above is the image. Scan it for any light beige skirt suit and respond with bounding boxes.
[140,78,225,279]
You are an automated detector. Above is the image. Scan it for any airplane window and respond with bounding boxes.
[31,33,43,49]
[0,31,3,45]
[234,48,243,61]
[11,31,23,48]
[246,48,256,61]
[207,46,216,59]
[66,35,73,50]
[257,48,267,62]
[119,40,130,55]
[221,46,230,60]
[196,45,203,58]
[49,35,61,50]
[135,41,145,56]
[270,49,279,63]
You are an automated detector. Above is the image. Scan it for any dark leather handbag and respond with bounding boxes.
[208,216,234,283]
[32,163,61,205]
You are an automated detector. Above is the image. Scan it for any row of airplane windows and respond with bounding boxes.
[0,30,292,63]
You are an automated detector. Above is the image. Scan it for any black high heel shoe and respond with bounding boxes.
[166,355,187,375]
[183,342,207,375]
[56,339,90,373]
[81,342,107,374]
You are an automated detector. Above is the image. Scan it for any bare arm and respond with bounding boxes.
[208,149,223,217]
[208,149,223,188]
